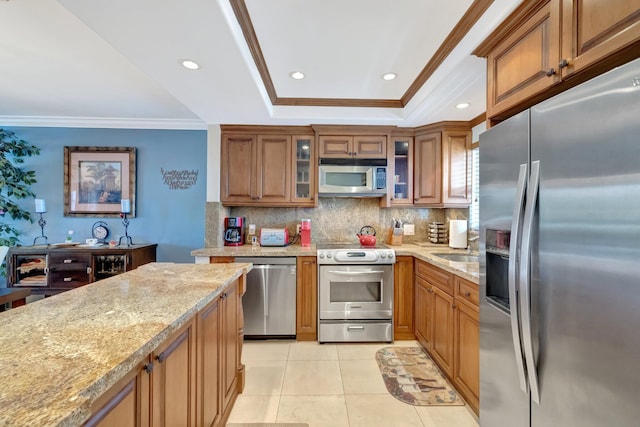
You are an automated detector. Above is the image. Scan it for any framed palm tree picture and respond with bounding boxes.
[64,146,136,217]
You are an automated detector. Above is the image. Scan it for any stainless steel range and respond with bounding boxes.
[317,244,395,343]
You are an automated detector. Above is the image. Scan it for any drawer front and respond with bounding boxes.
[49,253,91,272]
[415,260,453,294]
[49,271,90,288]
[455,276,479,307]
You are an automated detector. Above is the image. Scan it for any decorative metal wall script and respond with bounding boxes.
[161,168,199,190]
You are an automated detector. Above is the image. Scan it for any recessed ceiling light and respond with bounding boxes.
[181,59,200,70]
[382,73,397,81]
[290,71,305,80]
[456,102,470,109]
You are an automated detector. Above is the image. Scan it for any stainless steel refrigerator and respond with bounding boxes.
[479,57,640,427]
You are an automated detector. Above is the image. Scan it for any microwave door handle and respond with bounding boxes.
[521,160,541,404]
[509,163,528,394]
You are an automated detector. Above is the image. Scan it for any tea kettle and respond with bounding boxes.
[356,225,377,247]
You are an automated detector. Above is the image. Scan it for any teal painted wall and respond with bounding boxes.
[2,126,207,263]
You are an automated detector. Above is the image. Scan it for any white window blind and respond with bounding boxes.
[470,146,479,230]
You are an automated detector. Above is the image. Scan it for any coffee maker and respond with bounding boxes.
[224,217,245,246]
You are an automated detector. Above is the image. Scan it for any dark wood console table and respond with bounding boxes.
[6,244,157,297]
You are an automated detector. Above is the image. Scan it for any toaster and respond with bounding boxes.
[259,228,289,246]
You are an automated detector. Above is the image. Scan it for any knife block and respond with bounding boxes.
[387,227,403,246]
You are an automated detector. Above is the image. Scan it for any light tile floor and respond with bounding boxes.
[227,340,479,427]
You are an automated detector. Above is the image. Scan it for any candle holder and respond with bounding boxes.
[32,213,49,246]
[118,212,133,247]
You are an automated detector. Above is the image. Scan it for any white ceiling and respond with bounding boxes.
[0,0,521,130]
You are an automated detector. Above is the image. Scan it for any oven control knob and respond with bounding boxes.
[327,253,332,258]
[381,253,387,258]
[319,253,325,258]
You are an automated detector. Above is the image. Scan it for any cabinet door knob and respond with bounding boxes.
[546,68,556,77]
[452,303,457,309]
[558,59,569,69]
[143,362,154,374]
[464,291,471,297]
[156,352,167,363]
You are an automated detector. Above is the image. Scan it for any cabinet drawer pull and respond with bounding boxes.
[156,352,167,363]
[63,259,73,264]
[63,277,72,282]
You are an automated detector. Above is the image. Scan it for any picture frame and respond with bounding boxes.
[64,146,136,217]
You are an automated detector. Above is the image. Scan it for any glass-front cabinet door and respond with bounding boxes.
[391,136,413,205]
[292,135,316,206]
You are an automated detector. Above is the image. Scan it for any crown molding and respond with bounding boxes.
[0,116,207,130]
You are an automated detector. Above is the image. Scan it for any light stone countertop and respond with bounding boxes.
[0,262,251,427]
[191,242,478,284]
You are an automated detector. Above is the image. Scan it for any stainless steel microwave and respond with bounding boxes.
[318,159,387,197]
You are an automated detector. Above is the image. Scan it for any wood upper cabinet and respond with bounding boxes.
[475,0,640,120]
[386,134,414,206]
[221,133,290,205]
[413,131,441,205]
[413,123,471,207]
[296,256,317,341]
[221,126,316,207]
[484,0,561,119]
[318,135,387,159]
[394,256,414,340]
[560,0,640,79]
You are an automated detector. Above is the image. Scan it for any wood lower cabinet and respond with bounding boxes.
[413,123,471,207]
[414,259,479,415]
[85,358,151,427]
[151,321,197,427]
[454,293,479,414]
[85,278,243,427]
[296,256,317,341]
[475,0,640,121]
[393,256,414,340]
[414,276,433,350]
[220,281,239,413]
[196,297,222,427]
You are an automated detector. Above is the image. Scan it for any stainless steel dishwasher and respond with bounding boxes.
[237,257,296,338]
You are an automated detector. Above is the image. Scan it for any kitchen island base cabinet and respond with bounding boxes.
[85,279,243,427]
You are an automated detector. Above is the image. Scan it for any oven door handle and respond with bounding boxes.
[327,270,385,275]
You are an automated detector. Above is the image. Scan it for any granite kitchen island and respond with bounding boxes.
[0,262,250,427]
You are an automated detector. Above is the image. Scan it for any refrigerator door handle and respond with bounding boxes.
[521,160,541,404]
[509,163,529,394]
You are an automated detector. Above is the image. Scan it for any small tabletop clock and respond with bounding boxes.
[91,221,110,244]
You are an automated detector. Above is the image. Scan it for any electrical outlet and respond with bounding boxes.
[248,224,256,234]
[403,224,415,236]
[296,223,302,234]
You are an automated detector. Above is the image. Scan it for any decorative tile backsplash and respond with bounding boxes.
[206,199,470,247]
